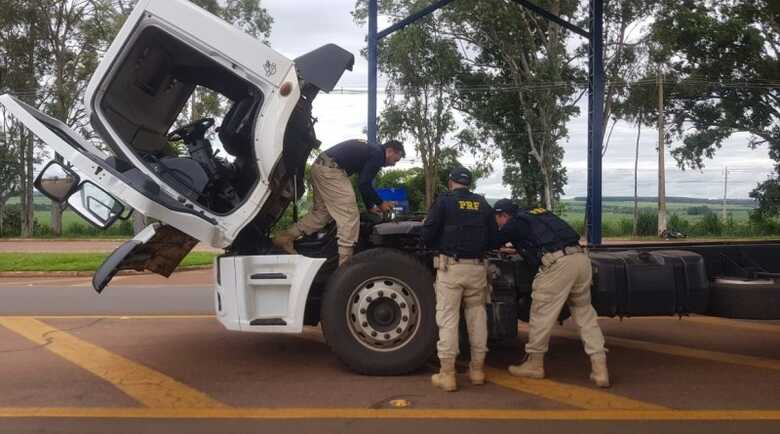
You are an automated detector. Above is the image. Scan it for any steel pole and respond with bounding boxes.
[367,0,378,145]
[586,0,604,245]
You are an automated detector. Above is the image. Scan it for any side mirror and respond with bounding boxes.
[34,161,80,203]
[67,181,125,229]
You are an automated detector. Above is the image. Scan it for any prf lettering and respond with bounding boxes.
[458,200,480,211]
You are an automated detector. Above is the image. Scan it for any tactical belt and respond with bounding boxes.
[540,245,583,268]
[315,153,340,169]
[443,255,483,265]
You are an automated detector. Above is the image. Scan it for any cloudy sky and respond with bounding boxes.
[262,0,775,200]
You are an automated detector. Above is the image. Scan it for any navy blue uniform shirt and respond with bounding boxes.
[421,188,497,259]
[324,139,385,208]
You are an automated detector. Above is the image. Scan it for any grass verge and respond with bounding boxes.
[0,252,216,272]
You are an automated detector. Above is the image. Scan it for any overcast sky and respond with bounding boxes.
[261,0,775,200]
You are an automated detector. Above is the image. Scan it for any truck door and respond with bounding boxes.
[0,95,227,247]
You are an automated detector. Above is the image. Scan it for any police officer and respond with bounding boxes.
[493,199,610,387]
[422,167,496,392]
[273,139,405,265]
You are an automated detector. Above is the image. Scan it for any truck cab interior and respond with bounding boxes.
[96,26,263,215]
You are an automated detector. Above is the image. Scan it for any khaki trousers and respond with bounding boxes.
[435,261,489,360]
[526,252,606,355]
[294,161,359,248]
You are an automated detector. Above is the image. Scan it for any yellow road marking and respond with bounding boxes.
[535,325,780,372]
[0,317,226,408]
[485,367,666,410]
[0,407,780,420]
[7,315,217,320]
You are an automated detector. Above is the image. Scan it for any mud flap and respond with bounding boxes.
[93,223,198,293]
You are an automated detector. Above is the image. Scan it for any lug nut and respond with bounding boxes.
[400,303,406,308]
[396,328,402,334]
[371,331,377,337]
[390,293,397,299]
[384,334,390,339]
[366,297,372,302]
[360,308,366,314]
[362,322,368,327]
[378,291,384,297]
[402,316,408,322]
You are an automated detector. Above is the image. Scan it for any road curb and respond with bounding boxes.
[0,266,212,279]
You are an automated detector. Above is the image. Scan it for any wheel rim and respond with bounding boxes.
[346,276,421,352]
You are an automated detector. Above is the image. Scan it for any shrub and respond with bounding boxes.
[697,212,722,236]
[0,205,21,237]
[668,213,690,234]
[618,218,633,236]
[636,210,658,236]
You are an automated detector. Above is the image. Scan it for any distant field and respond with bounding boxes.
[559,199,754,223]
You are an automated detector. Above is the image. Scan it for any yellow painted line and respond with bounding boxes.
[539,326,780,372]
[485,367,666,410]
[8,315,217,320]
[0,317,227,408]
[1,408,780,420]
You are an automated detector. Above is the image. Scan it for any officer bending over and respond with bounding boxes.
[422,167,497,392]
[273,139,405,265]
[493,199,610,388]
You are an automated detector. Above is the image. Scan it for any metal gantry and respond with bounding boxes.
[366,0,605,244]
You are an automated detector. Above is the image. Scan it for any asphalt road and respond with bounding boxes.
[1,269,780,434]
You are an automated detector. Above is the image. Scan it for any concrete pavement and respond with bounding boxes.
[1,271,780,433]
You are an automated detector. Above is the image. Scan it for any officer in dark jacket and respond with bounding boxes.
[273,139,405,265]
[422,167,496,392]
[493,199,609,387]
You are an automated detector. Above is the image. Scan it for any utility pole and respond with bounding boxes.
[722,166,728,222]
[657,65,667,236]
[633,111,642,237]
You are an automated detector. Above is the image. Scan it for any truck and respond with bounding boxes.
[3,0,779,376]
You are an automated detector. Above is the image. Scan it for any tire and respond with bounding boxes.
[320,248,436,375]
[709,278,780,320]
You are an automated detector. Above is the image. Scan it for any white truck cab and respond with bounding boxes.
[1,0,442,375]
[1,0,353,329]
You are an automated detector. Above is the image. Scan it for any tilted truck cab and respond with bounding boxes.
[4,0,780,376]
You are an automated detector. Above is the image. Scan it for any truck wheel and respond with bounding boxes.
[709,278,780,320]
[320,248,436,375]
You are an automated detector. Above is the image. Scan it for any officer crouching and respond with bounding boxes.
[421,167,496,392]
[493,199,610,387]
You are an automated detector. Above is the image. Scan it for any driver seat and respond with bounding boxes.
[219,95,261,157]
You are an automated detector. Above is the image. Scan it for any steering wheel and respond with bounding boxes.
[167,118,215,142]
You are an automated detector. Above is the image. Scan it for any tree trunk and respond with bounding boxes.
[0,200,5,238]
[51,201,63,235]
[541,166,553,210]
[633,114,642,237]
[657,66,668,236]
[50,155,65,236]
[21,133,34,238]
[424,169,435,210]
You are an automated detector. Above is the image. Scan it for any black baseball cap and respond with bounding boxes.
[493,198,518,214]
[448,166,472,185]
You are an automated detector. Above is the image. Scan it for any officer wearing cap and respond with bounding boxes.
[273,139,405,266]
[421,167,497,392]
[493,199,609,387]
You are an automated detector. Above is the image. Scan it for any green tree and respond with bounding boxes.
[0,0,49,237]
[646,0,780,216]
[443,0,580,209]
[354,0,464,210]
